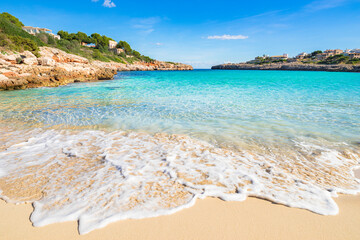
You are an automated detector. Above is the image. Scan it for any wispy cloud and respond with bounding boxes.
[304,0,348,11]
[207,34,249,40]
[91,0,116,8]
[155,42,164,46]
[131,17,162,35]
[132,17,161,29]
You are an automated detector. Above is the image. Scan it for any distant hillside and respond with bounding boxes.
[0,12,154,64]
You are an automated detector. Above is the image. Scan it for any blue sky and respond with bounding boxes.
[1,0,360,68]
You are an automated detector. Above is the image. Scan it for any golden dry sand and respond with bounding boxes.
[1,195,360,240]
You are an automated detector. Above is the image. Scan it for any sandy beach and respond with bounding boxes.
[1,195,360,240]
[355,168,360,179]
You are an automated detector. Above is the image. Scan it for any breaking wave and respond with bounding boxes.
[0,127,359,234]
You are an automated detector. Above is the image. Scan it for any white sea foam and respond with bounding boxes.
[0,128,359,234]
[0,169,5,178]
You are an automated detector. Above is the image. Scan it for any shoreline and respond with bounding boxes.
[211,63,360,72]
[1,195,360,240]
[0,47,193,91]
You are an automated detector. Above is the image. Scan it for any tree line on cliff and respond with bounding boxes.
[0,12,154,64]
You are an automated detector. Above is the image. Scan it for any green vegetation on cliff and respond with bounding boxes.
[250,56,288,65]
[247,51,359,65]
[0,12,154,64]
[0,12,24,28]
[319,54,359,65]
[0,13,43,56]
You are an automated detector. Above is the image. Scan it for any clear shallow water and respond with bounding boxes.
[1,70,359,143]
[0,70,359,234]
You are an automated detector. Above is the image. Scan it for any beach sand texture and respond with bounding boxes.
[355,168,360,179]
[1,195,360,240]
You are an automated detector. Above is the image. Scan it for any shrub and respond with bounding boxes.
[0,14,43,46]
[348,58,360,64]
[119,52,126,58]
[0,12,24,28]
[37,32,49,44]
[92,49,109,61]
[319,54,350,64]
[9,35,38,51]
[132,50,141,58]
[311,50,322,57]
[47,35,56,45]
[56,39,80,52]
[142,56,154,63]
[117,41,132,54]
[57,30,70,40]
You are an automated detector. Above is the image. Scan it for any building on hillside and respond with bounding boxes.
[22,26,61,40]
[324,49,344,56]
[108,40,117,49]
[350,49,360,53]
[296,52,308,59]
[334,49,344,55]
[349,52,360,59]
[111,48,125,55]
[270,54,288,60]
[315,49,344,60]
[316,53,328,60]
[344,49,360,57]
[50,33,61,40]
[85,43,96,48]
[81,42,96,48]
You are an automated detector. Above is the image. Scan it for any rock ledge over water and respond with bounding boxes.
[211,63,360,72]
[0,47,193,90]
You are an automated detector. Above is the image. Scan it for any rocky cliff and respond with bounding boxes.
[0,47,193,90]
[211,63,360,72]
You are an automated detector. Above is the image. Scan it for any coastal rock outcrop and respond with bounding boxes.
[0,47,193,90]
[0,74,28,90]
[38,57,56,66]
[39,47,90,64]
[211,63,360,72]
[20,51,38,65]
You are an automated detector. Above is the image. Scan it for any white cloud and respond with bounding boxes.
[207,34,249,40]
[91,0,116,8]
[155,43,164,46]
[103,0,116,8]
[304,0,347,11]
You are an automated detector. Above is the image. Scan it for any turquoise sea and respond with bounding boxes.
[0,70,359,234]
[1,70,360,142]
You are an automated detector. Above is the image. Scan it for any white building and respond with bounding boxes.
[296,52,308,59]
[22,26,61,40]
[270,53,288,60]
[108,40,117,49]
[350,49,360,53]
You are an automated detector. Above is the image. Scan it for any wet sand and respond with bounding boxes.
[355,168,360,179]
[1,195,360,240]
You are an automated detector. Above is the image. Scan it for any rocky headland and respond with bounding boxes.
[0,47,193,90]
[211,63,360,72]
